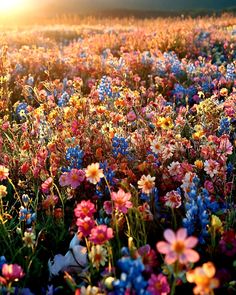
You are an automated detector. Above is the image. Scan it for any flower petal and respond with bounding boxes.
[156,241,171,254]
[176,228,187,241]
[184,249,200,263]
[164,229,176,243]
[184,236,198,248]
[186,270,195,283]
[165,251,177,264]
[179,253,188,264]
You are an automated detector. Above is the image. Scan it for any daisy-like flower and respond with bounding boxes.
[22,231,36,248]
[147,273,170,295]
[0,185,7,197]
[186,262,219,295]
[74,200,96,219]
[163,190,182,209]
[156,228,199,265]
[85,163,104,185]
[89,245,108,269]
[76,216,95,237]
[67,169,85,189]
[167,161,181,177]
[204,159,220,178]
[111,189,132,214]
[0,165,9,181]
[138,175,156,195]
[150,139,163,154]
[89,225,113,245]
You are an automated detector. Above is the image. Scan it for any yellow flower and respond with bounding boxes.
[85,163,104,185]
[138,174,156,195]
[211,215,223,234]
[157,117,174,130]
[0,185,7,197]
[220,88,228,97]
[192,125,205,140]
[186,262,219,295]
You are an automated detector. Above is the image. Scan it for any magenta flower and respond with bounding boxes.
[147,273,170,295]
[2,264,24,281]
[103,201,113,215]
[111,189,132,214]
[89,225,113,245]
[74,200,96,219]
[76,216,95,237]
[67,169,85,189]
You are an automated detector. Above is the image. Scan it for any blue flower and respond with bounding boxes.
[63,145,84,171]
[112,136,129,158]
[15,102,28,121]
[0,256,6,271]
[98,76,112,101]
[113,256,149,295]
[218,117,230,135]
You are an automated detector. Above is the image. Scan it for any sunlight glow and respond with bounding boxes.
[0,0,25,14]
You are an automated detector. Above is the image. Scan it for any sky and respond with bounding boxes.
[44,0,236,11]
[0,0,236,21]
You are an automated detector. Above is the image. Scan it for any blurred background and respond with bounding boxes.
[0,0,236,23]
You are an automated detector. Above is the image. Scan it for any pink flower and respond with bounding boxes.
[2,264,24,281]
[89,225,113,245]
[67,169,85,189]
[59,172,71,187]
[74,200,96,219]
[204,160,220,178]
[156,228,199,265]
[111,189,132,214]
[147,273,170,295]
[76,216,95,237]
[163,190,181,209]
[41,177,53,194]
[218,135,233,155]
[127,111,137,122]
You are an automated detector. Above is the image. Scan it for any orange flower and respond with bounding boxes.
[194,160,204,170]
[138,174,156,195]
[186,262,219,295]
[156,228,199,265]
[85,163,104,184]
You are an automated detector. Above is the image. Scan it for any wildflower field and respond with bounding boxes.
[0,15,236,295]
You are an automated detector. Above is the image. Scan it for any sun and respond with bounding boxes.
[0,0,24,13]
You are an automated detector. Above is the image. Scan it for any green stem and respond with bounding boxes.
[170,275,177,295]
[170,261,179,295]
[171,208,177,230]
